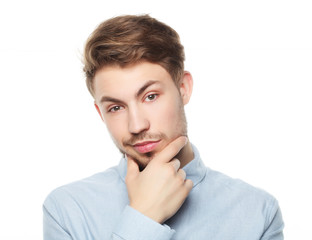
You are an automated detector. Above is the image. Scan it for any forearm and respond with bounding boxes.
[43,204,175,240]
[111,205,175,240]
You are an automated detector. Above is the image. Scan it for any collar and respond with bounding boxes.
[117,144,206,187]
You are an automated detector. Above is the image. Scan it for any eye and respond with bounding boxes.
[145,94,158,102]
[108,105,124,113]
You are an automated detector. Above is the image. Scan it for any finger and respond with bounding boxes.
[126,155,139,177]
[184,179,193,191]
[177,169,186,180]
[170,158,181,171]
[154,136,188,164]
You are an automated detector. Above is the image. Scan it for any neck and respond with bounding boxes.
[176,140,194,168]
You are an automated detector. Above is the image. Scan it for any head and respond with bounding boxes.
[83,15,193,169]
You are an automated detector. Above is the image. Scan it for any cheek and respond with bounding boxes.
[148,98,182,130]
[105,116,127,142]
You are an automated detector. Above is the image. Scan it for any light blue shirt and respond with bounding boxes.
[43,145,284,239]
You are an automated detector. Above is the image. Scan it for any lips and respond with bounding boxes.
[133,140,161,154]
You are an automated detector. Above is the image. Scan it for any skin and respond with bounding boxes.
[93,61,194,223]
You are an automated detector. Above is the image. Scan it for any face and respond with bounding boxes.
[93,62,192,169]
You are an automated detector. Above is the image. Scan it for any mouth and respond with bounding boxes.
[133,140,161,154]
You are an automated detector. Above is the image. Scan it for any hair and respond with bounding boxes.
[83,14,185,97]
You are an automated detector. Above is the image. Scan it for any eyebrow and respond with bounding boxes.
[100,80,160,104]
[135,80,160,98]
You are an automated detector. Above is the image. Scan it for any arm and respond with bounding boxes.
[43,201,174,240]
[111,205,174,240]
[112,136,192,239]
[43,205,72,240]
[126,136,193,224]
[43,136,191,240]
[260,199,284,240]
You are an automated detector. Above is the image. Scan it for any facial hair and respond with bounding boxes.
[113,96,188,170]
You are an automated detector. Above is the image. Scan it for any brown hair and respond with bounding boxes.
[83,14,185,97]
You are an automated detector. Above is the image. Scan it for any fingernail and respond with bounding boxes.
[184,136,188,145]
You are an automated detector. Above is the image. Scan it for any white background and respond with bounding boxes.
[0,0,311,239]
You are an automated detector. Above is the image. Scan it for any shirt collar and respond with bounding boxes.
[117,144,206,187]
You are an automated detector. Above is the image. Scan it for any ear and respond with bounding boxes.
[179,71,193,105]
[94,102,105,123]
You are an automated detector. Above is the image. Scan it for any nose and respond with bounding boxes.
[128,106,150,135]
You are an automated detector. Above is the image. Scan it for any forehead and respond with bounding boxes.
[93,62,173,102]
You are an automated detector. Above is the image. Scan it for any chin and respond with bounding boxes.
[132,151,155,170]
[119,147,153,170]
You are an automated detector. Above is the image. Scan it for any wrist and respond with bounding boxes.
[129,203,164,224]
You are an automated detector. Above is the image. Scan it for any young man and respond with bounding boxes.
[43,15,284,239]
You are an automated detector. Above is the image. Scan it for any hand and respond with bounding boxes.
[125,136,193,224]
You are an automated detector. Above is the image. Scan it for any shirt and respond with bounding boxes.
[43,145,284,239]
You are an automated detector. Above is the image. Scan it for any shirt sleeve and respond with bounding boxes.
[111,205,175,240]
[43,194,175,240]
[43,204,72,240]
[260,198,284,240]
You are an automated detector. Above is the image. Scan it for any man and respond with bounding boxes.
[43,15,284,239]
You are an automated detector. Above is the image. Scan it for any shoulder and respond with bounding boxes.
[206,168,276,199]
[43,165,122,210]
[195,167,284,236]
[203,168,280,219]
[42,164,129,235]
[200,168,283,232]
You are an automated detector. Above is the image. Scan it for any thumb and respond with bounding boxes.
[126,155,139,178]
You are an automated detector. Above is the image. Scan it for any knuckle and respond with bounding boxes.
[165,164,176,176]
[185,179,193,189]
[179,169,186,178]
[172,159,180,169]
[176,176,185,186]
[168,165,177,175]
